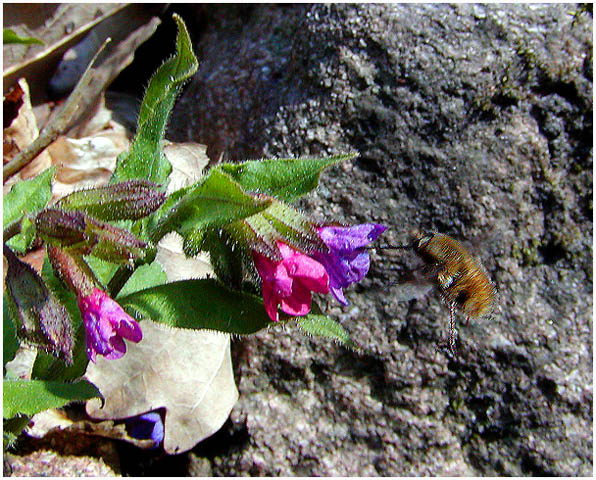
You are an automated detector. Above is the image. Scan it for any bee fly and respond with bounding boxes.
[375,231,496,356]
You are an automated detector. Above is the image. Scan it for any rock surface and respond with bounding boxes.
[169,3,592,476]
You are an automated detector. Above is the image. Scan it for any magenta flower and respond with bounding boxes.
[253,242,330,322]
[312,223,387,305]
[77,287,142,362]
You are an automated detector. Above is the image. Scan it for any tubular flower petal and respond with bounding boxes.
[253,242,329,322]
[78,287,142,362]
[126,412,164,448]
[312,224,387,305]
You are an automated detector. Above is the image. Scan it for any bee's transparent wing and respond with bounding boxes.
[391,280,434,301]
[372,263,440,300]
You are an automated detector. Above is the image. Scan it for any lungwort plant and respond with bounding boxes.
[3,15,386,448]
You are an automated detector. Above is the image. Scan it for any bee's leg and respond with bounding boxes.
[436,302,458,357]
[448,303,458,356]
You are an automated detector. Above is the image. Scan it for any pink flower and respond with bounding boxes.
[253,242,330,322]
[78,287,142,362]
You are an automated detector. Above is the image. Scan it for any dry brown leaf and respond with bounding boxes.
[3,5,124,105]
[47,109,130,198]
[27,408,154,449]
[3,5,164,106]
[3,79,52,189]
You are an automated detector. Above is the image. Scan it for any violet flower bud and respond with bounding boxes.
[4,244,74,364]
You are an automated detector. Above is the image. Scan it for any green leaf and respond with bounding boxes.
[296,313,355,349]
[149,169,272,242]
[84,255,119,287]
[3,28,43,45]
[218,153,357,202]
[118,279,273,335]
[111,14,198,185]
[3,379,99,418]
[6,217,37,254]
[3,294,19,369]
[3,167,54,251]
[116,261,167,298]
[3,167,54,228]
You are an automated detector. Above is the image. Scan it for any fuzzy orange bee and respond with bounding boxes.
[379,231,496,355]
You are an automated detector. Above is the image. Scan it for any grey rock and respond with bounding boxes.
[170,4,592,476]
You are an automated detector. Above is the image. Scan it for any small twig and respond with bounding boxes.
[3,38,112,182]
[107,264,134,298]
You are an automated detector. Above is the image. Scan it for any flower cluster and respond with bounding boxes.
[72,223,386,362]
[253,223,386,322]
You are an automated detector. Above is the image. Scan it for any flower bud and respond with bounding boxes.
[36,208,87,247]
[83,216,147,264]
[4,245,74,364]
[36,208,147,264]
[56,180,166,221]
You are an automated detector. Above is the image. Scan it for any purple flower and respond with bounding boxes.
[77,287,142,362]
[312,223,387,305]
[126,411,164,448]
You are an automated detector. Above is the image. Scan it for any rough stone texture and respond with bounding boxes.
[169,3,593,476]
[4,431,120,476]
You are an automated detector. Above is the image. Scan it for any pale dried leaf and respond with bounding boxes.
[85,320,238,454]
[157,233,213,281]
[163,141,210,194]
